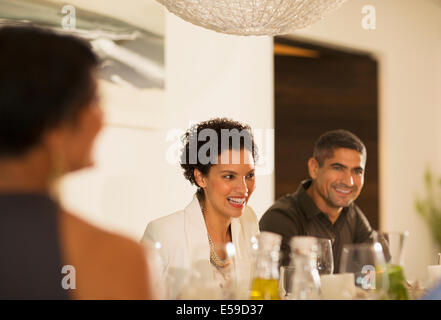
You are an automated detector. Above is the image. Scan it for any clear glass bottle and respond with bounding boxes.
[375,231,409,300]
[250,232,282,300]
[289,236,321,300]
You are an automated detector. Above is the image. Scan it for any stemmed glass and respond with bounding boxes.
[179,242,238,300]
[339,242,389,300]
[141,238,168,299]
[316,238,334,275]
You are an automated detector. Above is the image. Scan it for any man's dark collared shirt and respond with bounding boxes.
[259,180,373,273]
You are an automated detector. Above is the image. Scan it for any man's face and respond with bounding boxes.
[308,148,365,209]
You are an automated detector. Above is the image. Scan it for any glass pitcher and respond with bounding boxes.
[375,231,409,300]
[249,232,282,300]
[289,236,321,300]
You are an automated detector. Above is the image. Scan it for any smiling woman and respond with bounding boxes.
[141,118,260,299]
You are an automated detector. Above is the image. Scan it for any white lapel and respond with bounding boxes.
[230,209,252,289]
[182,194,252,286]
[230,217,242,257]
[183,195,212,276]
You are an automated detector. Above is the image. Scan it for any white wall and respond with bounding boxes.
[162,13,274,220]
[60,12,274,243]
[292,0,441,282]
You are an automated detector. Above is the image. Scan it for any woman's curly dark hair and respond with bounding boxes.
[180,118,258,198]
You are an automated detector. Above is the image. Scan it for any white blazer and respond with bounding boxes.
[141,194,259,299]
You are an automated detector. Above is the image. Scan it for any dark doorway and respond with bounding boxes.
[274,36,379,230]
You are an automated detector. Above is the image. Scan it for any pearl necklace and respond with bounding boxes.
[202,205,230,269]
[207,232,230,269]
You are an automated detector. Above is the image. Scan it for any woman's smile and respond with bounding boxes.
[226,196,247,208]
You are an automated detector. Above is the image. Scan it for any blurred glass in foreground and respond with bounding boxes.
[340,242,389,300]
[249,232,281,300]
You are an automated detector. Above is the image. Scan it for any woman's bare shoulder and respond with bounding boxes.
[59,210,152,299]
[60,211,139,250]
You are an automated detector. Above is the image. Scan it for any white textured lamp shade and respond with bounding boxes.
[157,0,347,36]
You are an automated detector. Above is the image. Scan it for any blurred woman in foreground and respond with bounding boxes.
[0,26,152,299]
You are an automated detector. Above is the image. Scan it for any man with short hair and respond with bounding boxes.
[259,130,374,272]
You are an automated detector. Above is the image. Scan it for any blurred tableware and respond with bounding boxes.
[179,262,223,299]
[375,231,409,300]
[279,266,295,300]
[142,239,168,299]
[179,242,237,300]
[289,236,321,300]
[427,265,441,289]
[339,242,389,300]
[316,238,334,275]
[249,232,281,300]
[215,242,240,299]
[320,273,355,300]
[375,231,408,265]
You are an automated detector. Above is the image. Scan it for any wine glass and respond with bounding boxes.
[279,266,295,300]
[339,242,389,300]
[179,242,238,300]
[140,238,168,299]
[316,238,334,275]
[218,242,239,299]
